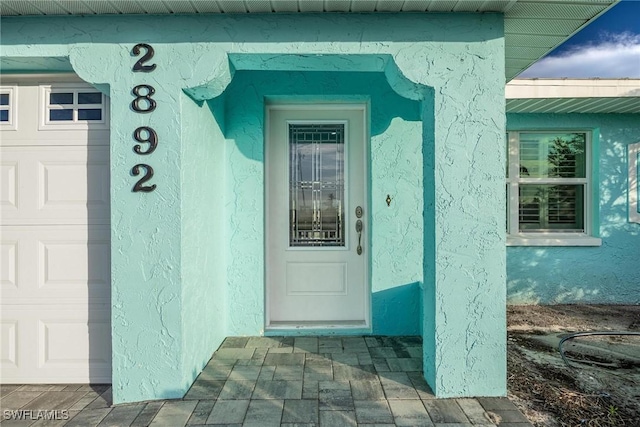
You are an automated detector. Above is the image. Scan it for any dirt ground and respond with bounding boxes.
[507,305,640,427]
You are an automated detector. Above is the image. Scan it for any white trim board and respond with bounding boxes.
[630,142,640,224]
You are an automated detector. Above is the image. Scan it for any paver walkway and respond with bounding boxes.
[0,336,532,426]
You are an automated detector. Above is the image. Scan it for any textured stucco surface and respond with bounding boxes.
[221,71,423,336]
[507,113,640,304]
[422,53,507,396]
[180,94,227,394]
[1,12,506,401]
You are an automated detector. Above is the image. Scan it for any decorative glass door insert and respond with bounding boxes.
[289,123,345,247]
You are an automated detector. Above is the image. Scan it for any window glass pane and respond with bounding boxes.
[49,109,74,121]
[289,123,345,247]
[0,94,9,106]
[505,133,509,178]
[0,110,8,122]
[506,184,509,232]
[78,92,102,104]
[519,184,584,232]
[78,109,102,120]
[50,92,74,105]
[519,133,586,178]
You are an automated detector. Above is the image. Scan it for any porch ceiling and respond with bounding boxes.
[506,79,640,113]
[0,1,618,81]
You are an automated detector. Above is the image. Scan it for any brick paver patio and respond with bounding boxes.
[0,336,532,426]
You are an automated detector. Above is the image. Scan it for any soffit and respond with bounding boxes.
[506,79,640,114]
[0,1,619,81]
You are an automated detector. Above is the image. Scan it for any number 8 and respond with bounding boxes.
[131,84,156,113]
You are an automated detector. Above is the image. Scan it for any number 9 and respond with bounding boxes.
[133,127,158,155]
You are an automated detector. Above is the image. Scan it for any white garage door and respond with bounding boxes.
[1,76,111,383]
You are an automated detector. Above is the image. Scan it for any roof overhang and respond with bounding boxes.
[506,79,640,114]
[0,1,619,81]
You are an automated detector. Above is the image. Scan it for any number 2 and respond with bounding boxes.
[132,164,157,192]
[132,43,156,72]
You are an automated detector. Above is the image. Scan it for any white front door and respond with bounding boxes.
[266,105,368,328]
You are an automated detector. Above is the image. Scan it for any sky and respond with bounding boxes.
[520,0,640,78]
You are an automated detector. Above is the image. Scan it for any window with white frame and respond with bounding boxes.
[506,131,600,246]
[0,86,17,130]
[40,85,108,130]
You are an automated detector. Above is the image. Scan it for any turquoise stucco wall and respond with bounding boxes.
[180,94,228,392]
[507,113,640,304]
[1,12,506,401]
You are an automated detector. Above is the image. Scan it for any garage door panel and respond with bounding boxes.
[1,160,18,212]
[0,316,35,380]
[1,320,18,368]
[1,226,111,302]
[1,235,36,294]
[40,314,111,366]
[41,240,110,289]
[1,241,18,289]
[40,157,110,211]
[1,306,111,383]
[0,146,110,225]
[41,162,93,206]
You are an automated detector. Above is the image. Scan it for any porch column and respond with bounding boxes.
[421,94,507,397]
[394,17,507,397]
[70,45,232,404]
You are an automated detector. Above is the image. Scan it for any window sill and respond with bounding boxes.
[507,234,602,247]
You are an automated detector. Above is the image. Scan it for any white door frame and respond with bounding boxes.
[264,103,370,331]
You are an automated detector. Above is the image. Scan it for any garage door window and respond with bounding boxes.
[0,86,17,130]
[41,85,108,130]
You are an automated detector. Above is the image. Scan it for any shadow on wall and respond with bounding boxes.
[372,282,422,335]
[214,70,422,162]
[86,124,112,385]
[508,120,640,304]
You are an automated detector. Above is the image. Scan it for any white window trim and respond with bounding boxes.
[506,130,601,247]
[630,142,640,224]
[0,85,18,131]
[39,83,109,131]
[507,234,602,246]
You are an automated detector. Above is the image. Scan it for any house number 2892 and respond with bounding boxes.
[131,43,157,192]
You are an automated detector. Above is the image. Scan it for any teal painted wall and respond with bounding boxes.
[180,94,228,393]
[507,113,640,304]
[220,71,423,336]
[1,12,506,401]
[418,35,506,397]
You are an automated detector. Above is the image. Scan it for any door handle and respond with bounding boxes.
[355,219,363,255]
